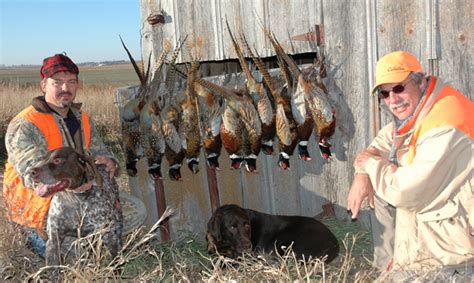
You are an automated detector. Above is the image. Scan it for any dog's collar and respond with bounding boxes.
[70,175,94,194]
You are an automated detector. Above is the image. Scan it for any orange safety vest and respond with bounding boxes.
[397,78,474,165]
[2,106,91,230]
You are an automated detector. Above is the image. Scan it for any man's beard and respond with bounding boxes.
[57,101,72,108]
[57,92,73,108]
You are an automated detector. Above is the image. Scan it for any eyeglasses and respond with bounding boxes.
[378,80,412,99]
[51,79,78,88]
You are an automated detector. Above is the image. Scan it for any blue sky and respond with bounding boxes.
[0,0,142,66]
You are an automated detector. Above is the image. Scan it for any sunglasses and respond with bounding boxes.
[378,80,412,99]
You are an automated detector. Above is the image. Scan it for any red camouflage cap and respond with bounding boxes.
[40,53,79,79]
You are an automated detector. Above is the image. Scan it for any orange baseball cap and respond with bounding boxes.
[371,51,423,95]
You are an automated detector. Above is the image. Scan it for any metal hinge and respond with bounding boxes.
[291,24,325,46]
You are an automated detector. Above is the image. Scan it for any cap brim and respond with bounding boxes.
[370,71,410,96]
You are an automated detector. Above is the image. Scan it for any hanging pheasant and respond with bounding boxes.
[239,33,276,158]
[263,31,314,162]
[140,95,166,179]
[161,37,187,181]
[181,61,202,174]
[119,36,170,176]
[173,64,224,171]
[308,49,335,159]
[194,82,224,170]
[226,20,274,167]
[195,77,261,172]
[247,36,298,169]
[161,96,186,180]
[269,33,335,159]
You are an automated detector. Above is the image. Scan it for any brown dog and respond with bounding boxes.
[30,147,123,265]
[206,204,339,263]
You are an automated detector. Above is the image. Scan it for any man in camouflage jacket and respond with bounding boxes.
[3,53,118,258]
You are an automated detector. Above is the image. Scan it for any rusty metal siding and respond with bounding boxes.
[127,0,473,239]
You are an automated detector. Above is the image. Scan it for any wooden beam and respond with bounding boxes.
[153,177,170,241]
[205,164,220,212]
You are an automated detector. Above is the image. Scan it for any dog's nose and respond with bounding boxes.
[30,168,39,178]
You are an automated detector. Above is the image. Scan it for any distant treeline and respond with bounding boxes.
[1,60,139,69]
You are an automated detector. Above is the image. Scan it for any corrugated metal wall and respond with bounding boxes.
[118,0,472,239]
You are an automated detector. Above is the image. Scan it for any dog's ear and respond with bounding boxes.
[206,212,222,252]
[79,154,103,188]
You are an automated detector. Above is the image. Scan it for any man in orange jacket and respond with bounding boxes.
[347,51,473,280]
[3,53,118,258]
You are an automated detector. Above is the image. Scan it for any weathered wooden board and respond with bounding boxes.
[123,0,473,239]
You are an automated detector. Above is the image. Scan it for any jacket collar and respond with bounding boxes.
[31,96,83,114]
[396,76,437,135]
[384,76,439,165]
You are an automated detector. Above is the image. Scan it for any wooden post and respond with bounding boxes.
[205,164,220,212]
[191,74,221,212]
[153,177,170,241]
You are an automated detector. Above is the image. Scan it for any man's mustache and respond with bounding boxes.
[58,91,73,96]
[390,101,408,110]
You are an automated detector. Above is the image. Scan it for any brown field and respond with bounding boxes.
[0,67,378,281]
[0,63,140,87]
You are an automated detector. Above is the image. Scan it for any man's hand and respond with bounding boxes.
[347,173,375,220]
[353,146,380,169]
[95,155,118,179]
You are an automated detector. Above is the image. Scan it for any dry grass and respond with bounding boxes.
[0,72,378,281]
[0,81,120,125]
[0,205,378,281]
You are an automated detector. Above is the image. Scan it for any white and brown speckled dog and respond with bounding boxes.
[30,147,123,265]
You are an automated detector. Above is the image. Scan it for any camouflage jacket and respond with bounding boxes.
[5,96,116,188]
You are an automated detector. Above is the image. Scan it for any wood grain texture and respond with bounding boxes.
[127,0,472,239]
